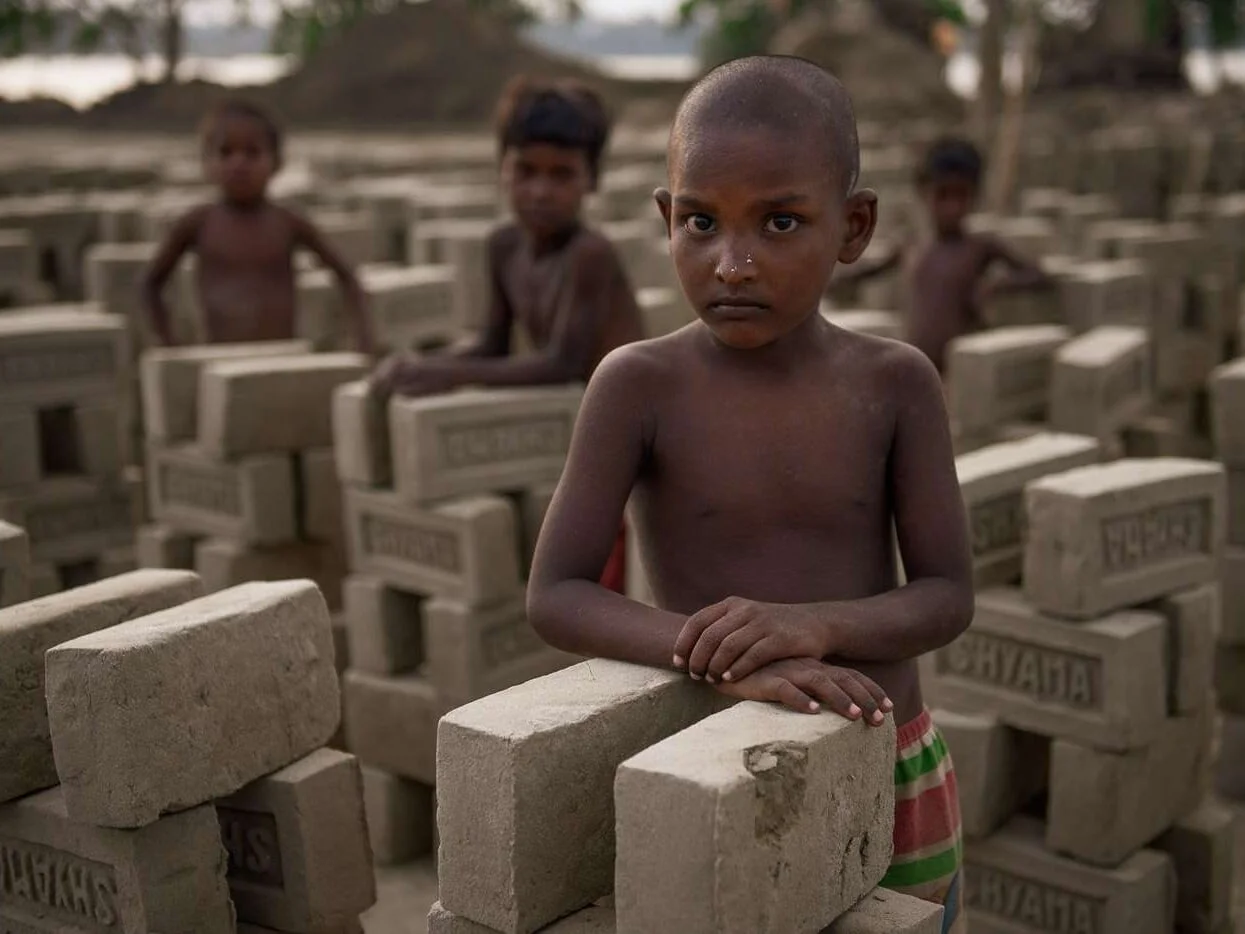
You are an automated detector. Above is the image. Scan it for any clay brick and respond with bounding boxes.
[424,596,579,709]
[437,661,723,934]
[364,263,457,352]
[956,433,1102,588]
[1046,705,1211,866]
[389,387,581,505]
[1153,803,1235,934]
[428,901,614,934]
[300,448,344,544]
[75,400,125,478]
[136,523,197,570]
[1215,644,1245,714]
[1210,357,1245,467]
[615,703,894,934]
[45,580,340,828]
[820,308,905,340]
[140,341,312,444]
[198,353,369,458]
[0,520,30,608]
[930,709,1047,840]
[0,569,203,804]
[1049,326,1151,439]
[827,889,945,934]
[216,748,376,932]
[0,406,40,488]
[1215,714,1245,800]
[0,308,128,407]
[1147,583,1219,713]
[1124,416,1213,460]
[964,818,1174,934]
[0,787,233,933]
[342,671,442,784]
[1225,549,1245,646]
[945,325,1071,433]
[1229,470,1245,545]
[361,767,434,866]
[332,380,392,488]
[928,588,1168,750]
[344,488,521,606]
[193,537,347,610]
[518,484,556,573]
[343,574,424,675]
[0,475,142,564]
[148,444,297,545]
[1059,259,1151,333]
[1023,458,1226,619]
[26,563,59,599]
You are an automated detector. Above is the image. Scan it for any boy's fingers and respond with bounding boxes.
[716,637,780,683]
[673,602,729,668]
[705,627,764,682]
[838,678,885,724]
[686,614,744,680]
[773,679,822,714]
[792,671,858,720]
[849,672,893,713]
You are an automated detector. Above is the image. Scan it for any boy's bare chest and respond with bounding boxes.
[907,240,985,298]
[197,211,296,272]
[503,254,567,344]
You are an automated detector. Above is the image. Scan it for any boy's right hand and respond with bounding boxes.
[710,658,890,721]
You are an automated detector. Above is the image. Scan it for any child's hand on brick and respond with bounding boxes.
[675,597,836,685]
[708,657,891,720]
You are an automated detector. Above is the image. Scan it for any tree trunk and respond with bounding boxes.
[972,0,1006,145]
[160,0,182,85]
[1035,0,1186,91]
[986,0,1040,214]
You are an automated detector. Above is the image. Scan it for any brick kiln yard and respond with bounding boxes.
[4,114,1245,932]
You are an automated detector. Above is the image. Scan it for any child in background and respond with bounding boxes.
[142,98,374,352]
[527,57,972,932]
[371,76,645,594]
[829,136,1052,374]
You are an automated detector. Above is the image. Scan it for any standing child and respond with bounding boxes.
[829,136,1052,373]
[142,98,375,352]
[526,57,973,932]
[371,76,645,593]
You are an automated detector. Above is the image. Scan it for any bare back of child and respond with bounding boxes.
[528,57,974,930]
[142,99,373,351]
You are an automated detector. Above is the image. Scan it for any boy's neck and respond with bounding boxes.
[523,219,581,257]
[701,309,828,370]
[934,225,967,243]
[219,194,270,214]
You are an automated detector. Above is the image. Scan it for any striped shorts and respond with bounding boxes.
[880,708,966,934]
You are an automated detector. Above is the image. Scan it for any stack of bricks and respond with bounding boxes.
[0,306,143,597]
[136,342,367,614]
[428,659,940,933]
[0,519,31,608]
[926,445,1233,933]
[1209,357,1245,797]
[330,379,585,866]
[0,572,376,931]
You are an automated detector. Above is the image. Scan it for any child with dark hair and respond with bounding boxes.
[142,97,374,350]
[830,135,1050,374]
[371,76,644,593]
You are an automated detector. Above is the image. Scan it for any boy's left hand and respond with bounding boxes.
[371,355,458,398]
[673,598,834,685]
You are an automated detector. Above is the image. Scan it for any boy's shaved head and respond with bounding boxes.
[670,55,861,195]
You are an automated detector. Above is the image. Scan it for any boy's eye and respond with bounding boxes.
[683,214,715,234]
[764,214,800,234]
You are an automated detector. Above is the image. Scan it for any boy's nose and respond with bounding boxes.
[714,246,758,284]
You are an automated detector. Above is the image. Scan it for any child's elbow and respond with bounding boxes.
[944,580,975,640]
[525,580,565,651]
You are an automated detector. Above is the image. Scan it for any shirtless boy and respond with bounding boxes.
[142,98,374,351]
[527,57,973,931]
[830,136,1051,373]
[372,76,644,592]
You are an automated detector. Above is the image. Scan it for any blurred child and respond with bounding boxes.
[142,97,374,352]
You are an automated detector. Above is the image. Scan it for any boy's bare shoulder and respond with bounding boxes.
[591,326,697,395]
[828,325,944,402]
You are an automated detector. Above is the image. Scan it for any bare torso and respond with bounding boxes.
[192,202,300,343]
[493,223,644,376]
[629,320,924,721]
[903,233,996,373]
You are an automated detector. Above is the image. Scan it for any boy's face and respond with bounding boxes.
[501,143,593,240]
[656,125,876,350]
[921,174,976,236]
[203,114,277,205]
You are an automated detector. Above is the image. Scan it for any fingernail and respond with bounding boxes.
[882,699,894,711]
[873,711,884,723]
[848,704,861,717]
[690,673,701,681]
[808,701,820,712]
[673,655,684,667]
[722,671,733,682]
[705,675,716,684]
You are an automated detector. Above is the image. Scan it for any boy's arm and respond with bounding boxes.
[140,208,202,346]
[982,235,1054,294]
[386,236,616,396]
[677,345,974,682]
[292,213,376,355]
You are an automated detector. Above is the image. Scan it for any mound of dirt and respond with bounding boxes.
[0,95,81,127]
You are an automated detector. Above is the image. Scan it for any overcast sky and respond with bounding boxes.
[579,0,678,18]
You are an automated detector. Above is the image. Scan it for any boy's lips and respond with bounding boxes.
[707,299,769,319]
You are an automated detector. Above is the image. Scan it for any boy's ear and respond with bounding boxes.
[838,188,878,264]
[654,188,673,239]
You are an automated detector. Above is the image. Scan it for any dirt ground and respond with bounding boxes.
[360,793,1245,932]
